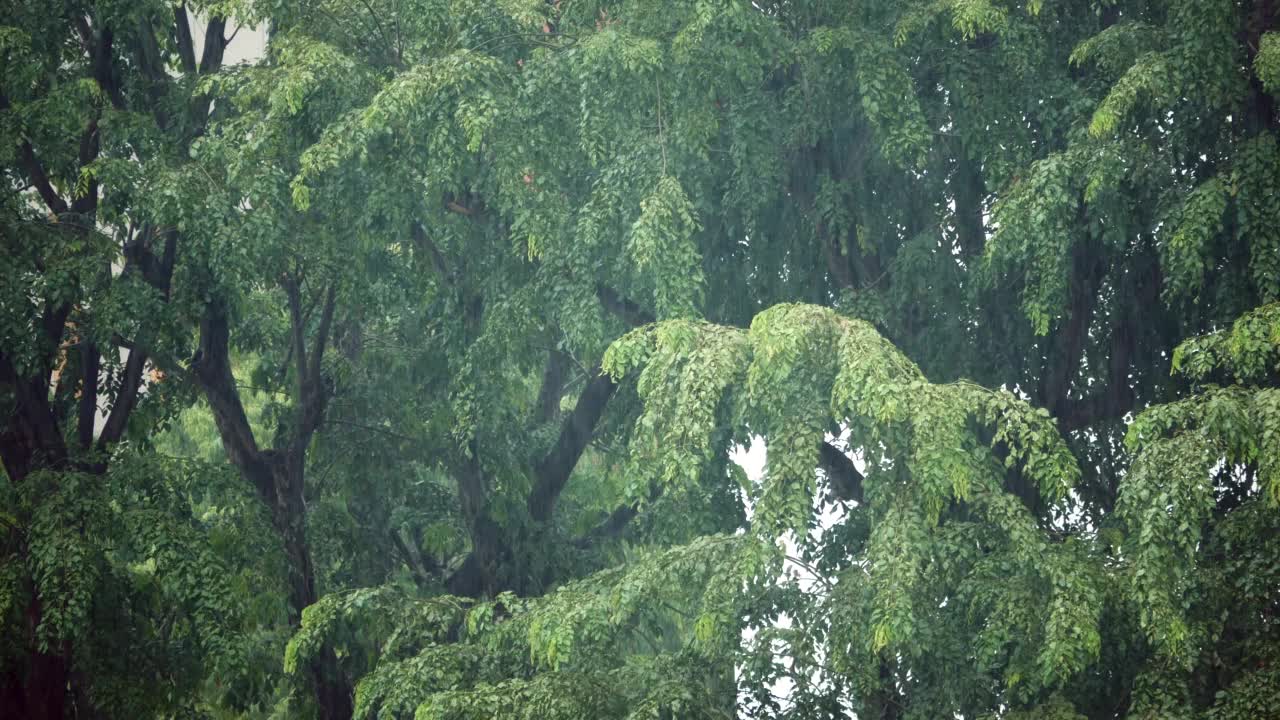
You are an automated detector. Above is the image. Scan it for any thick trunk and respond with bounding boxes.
[446,513,513,598]
[0,551,73,720]
[0,594,71,720]
[1,356,76,718]
[15,653,69,720]
[447,444,515,598]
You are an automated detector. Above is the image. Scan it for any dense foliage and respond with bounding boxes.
[3,1,1279,718]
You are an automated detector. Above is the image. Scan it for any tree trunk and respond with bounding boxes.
[191,290,352,718]
[0,594,71,720]
[0,375,74,718]
[275,462,354,720]
[253,451,355,720]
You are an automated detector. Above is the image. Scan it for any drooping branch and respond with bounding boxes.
[571,407,865,550]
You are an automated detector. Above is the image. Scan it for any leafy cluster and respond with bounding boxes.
[4,0,1280,718]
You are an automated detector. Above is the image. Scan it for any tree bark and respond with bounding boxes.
[191,287,353,720]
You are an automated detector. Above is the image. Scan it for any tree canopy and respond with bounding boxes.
[2,1,1279,719]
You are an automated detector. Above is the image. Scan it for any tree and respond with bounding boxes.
[0,2,251,717]
[4,0,1280,718]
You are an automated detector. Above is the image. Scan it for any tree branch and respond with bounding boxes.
[595,284,654,326]
[173,5,198,74]
[528,368,617,522]
[0,351,68,479]
[295,283,338,448]
[390,528,440,588]
[76,342,100,450]
[1,92,69,216]
[952,143,988,258]
[191,300,270,499]
[819,220,855,291]
[818,441,864,504]
[524,286,652,524]
[69,116,100,217]
[446,200,474,216]
[571,482,666,549]
[572,503,639,549]
[357,0,400,66]
[198,16,227,74]
[133,13,172,129]
[90,25,127,111]
[535,348,569,424]
[185,14,228,138]
[72,15,94,56]
[284,274,309,388]
[96,347,146,447]
[1038,226,1105,420]
[93,227,180,450]
[410,221,452,283]
[309,283,338,388]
